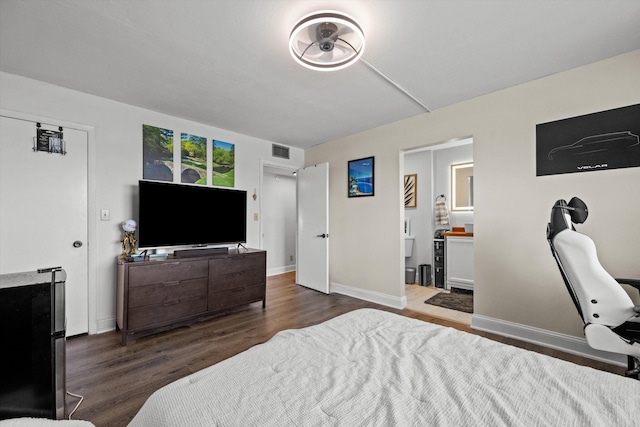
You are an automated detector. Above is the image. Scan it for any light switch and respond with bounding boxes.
[100,209,110,221]
[253,213,259,221]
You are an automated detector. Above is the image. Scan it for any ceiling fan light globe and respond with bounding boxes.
[319,39,335,52]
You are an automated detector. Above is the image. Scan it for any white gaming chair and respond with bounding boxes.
[547,197,640,379]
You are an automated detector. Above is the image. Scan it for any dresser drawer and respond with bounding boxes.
[209,269,265,291]
[128,294,207,330]
[128,277,207,309]
[117,250,266,344]
[209,253,265,276]
[208,284,265,311]
[128,260,208,287]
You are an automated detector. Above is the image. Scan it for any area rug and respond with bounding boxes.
[424,288,473,313]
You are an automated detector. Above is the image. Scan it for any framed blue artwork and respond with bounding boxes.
[348,156,375,197]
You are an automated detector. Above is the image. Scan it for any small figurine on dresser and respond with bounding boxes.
[121,219,137,256]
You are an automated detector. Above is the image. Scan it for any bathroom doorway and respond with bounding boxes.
[402,137,473,323]
[261,163,298,276]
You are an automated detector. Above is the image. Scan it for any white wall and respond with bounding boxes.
[0,71,304,333]
[262,171,296,275]
[305,50,640,342]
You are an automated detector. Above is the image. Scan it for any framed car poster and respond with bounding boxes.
[536,104,640,176]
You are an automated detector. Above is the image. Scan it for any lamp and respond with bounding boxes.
[289,11,365,71]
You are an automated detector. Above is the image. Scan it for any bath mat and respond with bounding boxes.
[424,288,473,313]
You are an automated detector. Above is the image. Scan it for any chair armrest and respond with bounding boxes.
[616,278,640,292]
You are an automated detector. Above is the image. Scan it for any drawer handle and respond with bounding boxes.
[163,281,180,287]
[232,287,245,292]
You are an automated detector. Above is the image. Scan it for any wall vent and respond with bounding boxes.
[272,144,290,159]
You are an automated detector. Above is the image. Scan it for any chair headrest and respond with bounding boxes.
[567,197,588,224]
[547,197,588,240]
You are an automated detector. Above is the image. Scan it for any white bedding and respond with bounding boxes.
[129,309,640,426]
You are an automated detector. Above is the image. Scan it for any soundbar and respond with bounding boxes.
[173,247,229,258]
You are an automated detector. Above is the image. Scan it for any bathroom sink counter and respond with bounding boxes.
[443,228,474,291]
[442,227,473,237]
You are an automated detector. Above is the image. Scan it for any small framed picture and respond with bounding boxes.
[348,156,374,198]
[35,128,65,154]
[404,174,417,207]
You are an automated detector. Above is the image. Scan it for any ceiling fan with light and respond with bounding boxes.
[288,10,430,112]
[289,11,365,71]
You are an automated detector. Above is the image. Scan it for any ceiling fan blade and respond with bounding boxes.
[302,48,330,59]
[334,25,354,39]
[333,41,352,51]
[296,40,320,57]
[304,24,318,41]
[319,50,334,62]
[296,39,311,51]
[334,39,359,55]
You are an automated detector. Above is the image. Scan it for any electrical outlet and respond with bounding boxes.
[290,255,294,261]
[100,209,110,221]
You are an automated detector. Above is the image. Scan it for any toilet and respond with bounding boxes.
[405,235,414,257]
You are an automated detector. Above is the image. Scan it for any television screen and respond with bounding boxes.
[138,180,247,249]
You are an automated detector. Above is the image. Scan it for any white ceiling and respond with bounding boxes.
[1,1,639,149]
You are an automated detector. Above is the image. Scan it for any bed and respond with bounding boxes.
[129,309,639,426]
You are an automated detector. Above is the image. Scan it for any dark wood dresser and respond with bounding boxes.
[116,248,266,344]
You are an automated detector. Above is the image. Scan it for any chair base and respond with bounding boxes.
[626,356,640,380]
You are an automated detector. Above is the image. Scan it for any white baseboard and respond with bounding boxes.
[93,279,625,368]
[267,264,296,277]
[472,314,627,367]
[331,282,407,310]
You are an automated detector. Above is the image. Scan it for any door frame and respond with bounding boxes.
[400,136,473,303]
[259,160,299,272]
[1,109,98,334]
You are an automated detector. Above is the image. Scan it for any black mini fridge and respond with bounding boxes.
[0,267,66,420]
[433,230,447,288]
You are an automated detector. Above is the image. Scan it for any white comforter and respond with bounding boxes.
[129,309,640,426]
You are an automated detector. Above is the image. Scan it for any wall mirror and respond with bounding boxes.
[451,162,474,211]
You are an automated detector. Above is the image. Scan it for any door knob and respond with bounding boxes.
[73,241,83,248]
[316,233,328,238]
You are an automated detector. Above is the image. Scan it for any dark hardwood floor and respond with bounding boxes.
[66,271,625,426]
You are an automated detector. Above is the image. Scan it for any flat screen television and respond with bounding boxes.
[137,180,247,249]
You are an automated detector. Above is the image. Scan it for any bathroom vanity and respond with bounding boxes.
[443,228,474,291]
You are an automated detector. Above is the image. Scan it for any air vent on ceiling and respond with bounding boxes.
[272,144,290,159]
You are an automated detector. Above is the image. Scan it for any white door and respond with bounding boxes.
[0,116,89,336]
[296,163,329,293]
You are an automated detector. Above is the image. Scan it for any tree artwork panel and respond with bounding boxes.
[213,140,235,187]
[143,124,174,181]
[181,133,207,184]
